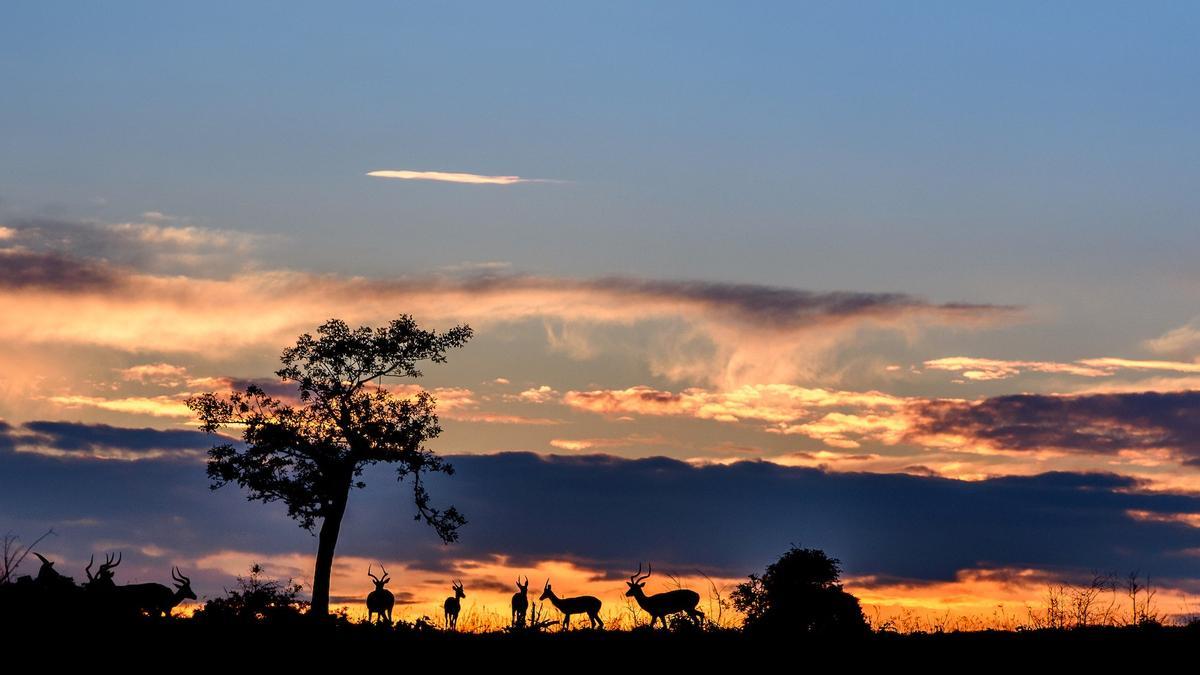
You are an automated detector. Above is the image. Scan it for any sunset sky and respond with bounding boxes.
[3,2,1200,626]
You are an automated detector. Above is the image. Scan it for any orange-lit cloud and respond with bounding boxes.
[924,355,1200,381]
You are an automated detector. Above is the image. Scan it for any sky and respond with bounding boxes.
[2,1,1199,626]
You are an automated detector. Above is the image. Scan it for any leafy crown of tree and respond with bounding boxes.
[187,316,473,541]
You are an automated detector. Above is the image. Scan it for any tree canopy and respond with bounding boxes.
[187,316,472,615]
[732,546,869,636]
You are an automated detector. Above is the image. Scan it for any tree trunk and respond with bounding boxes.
[309,477,352,616]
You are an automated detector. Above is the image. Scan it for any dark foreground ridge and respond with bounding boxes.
[3,618,1198,666]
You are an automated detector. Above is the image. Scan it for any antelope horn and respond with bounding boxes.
[86,554,95,581]
[630,562,643,584]
[634,562,652,583]
[368,564,379,582]
[33,552,50,566]
[379,563,389,583]
[543,577,550,591]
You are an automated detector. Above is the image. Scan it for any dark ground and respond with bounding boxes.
[6,620,1197,666]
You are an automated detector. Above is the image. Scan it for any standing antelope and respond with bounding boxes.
[511,576,529,627]
[540,579,603,630]
[115,567,196,617]
[443,580,465,630]
[625,563,703,628]
[366,564,394,623]
[84,552,121,590]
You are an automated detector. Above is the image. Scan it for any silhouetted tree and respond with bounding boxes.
[732,546,868,637]
[187,317,473,615]
[194,563,308,624]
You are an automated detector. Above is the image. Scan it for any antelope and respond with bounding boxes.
[365,564,394,623]
[540,579,603,630]
[625,563,703,628]
[115,567,196,617]
[84,552,121,590]
[443,580,465,630]
[32,552,71,586]
[511,575,529,627]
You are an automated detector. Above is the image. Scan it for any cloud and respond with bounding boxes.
[1146,319,1200,356]
[117,363,191,386]
[0,420,214,461]
[561,383,1200,469]
[6,445,1200,593]
[563,384,903,424]
[905,391,1200,464]
[0,216,264,277]
[0,246,1014,385]
[367,170,560,185]
[924,356,1200,382]
[0,249,118,291]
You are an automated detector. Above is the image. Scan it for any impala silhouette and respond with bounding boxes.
[366,564,394,624]
[443,580,465,630]
[625,563,703,628]
[84,552,121,590]
[116,567,196,617]
[511,575,529,627]
[540,578,603,630]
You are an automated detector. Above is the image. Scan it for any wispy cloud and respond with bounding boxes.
[366,170,561,185]
[924,355,1200,381]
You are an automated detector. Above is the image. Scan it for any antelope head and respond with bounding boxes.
[86,552,121,587]
[625,562,651,597]
[452,580,465,599]
[515,575,529,595]
[368,564,390,591]
[171,567,196,601]
[32,552,58,581]
[539,578,553,602]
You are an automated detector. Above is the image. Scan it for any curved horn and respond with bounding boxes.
[33,552,51,566]
[379,564,389,583]
[85,554,96,581]
[634,562,652,583]
[630,562,643,584]
[367,564,379,582]
[543,577,550,591]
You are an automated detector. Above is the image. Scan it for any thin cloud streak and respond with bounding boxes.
[366,170,562,185]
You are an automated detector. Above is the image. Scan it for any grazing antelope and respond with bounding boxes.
[366,564,394,623]
[625,563,703,628]
[511,576,529,627]
[443,580,465,630]
[540,579,603,630]
[84,552,121,590]
[116,567,196,617]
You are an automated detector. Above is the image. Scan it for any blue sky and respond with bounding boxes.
[2,2,1200,623]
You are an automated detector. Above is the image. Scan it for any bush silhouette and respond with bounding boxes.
[194,564,308,624]
[732,546,869,637]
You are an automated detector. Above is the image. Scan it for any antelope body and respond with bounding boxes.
[540,579,603,630]
[443,580,465,630]
[366,564,394,623]
[625,563,703,628]
[511,576,529,627]
[114,567,196,617]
